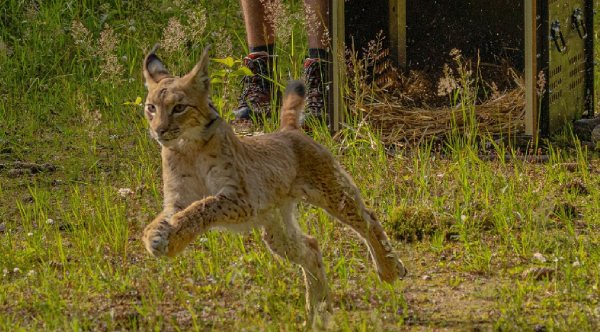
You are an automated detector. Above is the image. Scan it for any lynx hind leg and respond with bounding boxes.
[262,205,332,328]
[360,206,407,282]
[311,166,407,283]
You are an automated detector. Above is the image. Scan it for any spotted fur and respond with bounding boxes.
[140,45,407,329]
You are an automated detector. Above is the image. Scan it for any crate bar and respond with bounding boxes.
[584,0,595,115]
[388,0,407,69]
[327,0,344,133]
[538,0,551,137]
[525,0,538,137]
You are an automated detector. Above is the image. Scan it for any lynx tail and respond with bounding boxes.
[279,80,306,131]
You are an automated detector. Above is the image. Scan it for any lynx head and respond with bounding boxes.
[142,45,219,148]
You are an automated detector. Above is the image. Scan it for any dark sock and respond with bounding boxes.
[249,44,275,55]
[308,48,329,60]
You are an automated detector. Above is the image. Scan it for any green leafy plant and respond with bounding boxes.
[209,57,253,118]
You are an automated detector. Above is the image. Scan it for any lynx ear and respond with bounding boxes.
[183,45,211,92]
[143,44,173,89]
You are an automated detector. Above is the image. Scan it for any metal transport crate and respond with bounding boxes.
[327,0,595,138]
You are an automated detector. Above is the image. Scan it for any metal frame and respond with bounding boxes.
[533,0,551,137]
[524,0,539,137]
[584,0,595,116]
[388,0,407,69]
[327,0,344,133]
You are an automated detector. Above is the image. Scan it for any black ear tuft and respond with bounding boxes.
[143,44,173,88]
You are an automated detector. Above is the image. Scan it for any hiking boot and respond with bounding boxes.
[233,52,276,121]
[300,58,328,129]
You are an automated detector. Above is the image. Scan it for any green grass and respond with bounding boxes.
[1,1,600,331]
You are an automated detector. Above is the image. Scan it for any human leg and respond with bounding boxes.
[240,0,275,50]
[235,0,278,121]
[302,0,330,128]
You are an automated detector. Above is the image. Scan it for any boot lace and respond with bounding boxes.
[304,60,327,116]
[237,56,272,110]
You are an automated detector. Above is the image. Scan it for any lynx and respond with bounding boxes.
[141,45,407,327]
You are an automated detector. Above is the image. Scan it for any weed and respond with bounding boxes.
[385,203,453,242]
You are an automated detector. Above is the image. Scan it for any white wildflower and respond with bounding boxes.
[118,188,134,198]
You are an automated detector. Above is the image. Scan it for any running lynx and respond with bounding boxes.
[141,45,407,327]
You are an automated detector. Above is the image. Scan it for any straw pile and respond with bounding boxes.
[346,58,526,146]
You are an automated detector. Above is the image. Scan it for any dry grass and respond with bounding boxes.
[349,82,525,145]
[345,48,526,146]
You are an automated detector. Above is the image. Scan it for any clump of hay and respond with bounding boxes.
[345,48,526,146]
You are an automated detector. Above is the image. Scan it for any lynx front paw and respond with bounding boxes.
[309,301,334,331]
[377,252,408,283]
[142,220,174,257]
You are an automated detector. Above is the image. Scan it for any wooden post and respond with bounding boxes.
[524,0,538,137]
[388,0,406,69]
[328,0,345,133]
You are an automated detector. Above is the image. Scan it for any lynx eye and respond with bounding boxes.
[173,104,187,114]
[146,104,156,114]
